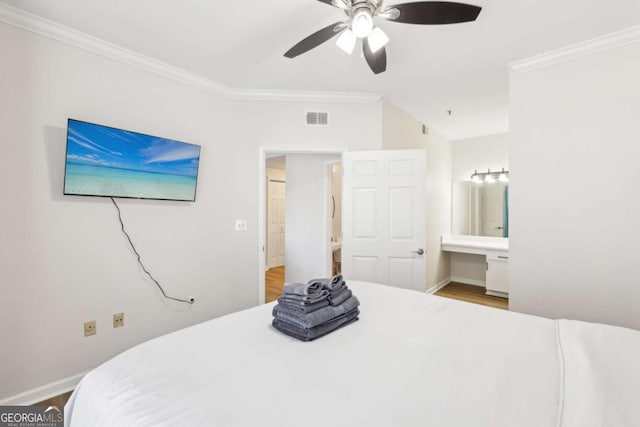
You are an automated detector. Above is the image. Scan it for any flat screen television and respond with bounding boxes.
[64,119,201,202]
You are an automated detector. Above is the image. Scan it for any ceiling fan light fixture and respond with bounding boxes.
[336,29,356,54]
[352,9,374,38]
[367,27,389,53]
[284,1,483,75]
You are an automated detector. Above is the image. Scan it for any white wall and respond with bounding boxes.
[425,131,453,289]
[509,39,640,329]
[381,101,452,290]
[0,21,382,402]
[450,133,509,285]
[382,101,427,150]
[450,253,487,286]
[284,154,339,284]
[452,133,509,182]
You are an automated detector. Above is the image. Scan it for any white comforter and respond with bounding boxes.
[65,282,640,427]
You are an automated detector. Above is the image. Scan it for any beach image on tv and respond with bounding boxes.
[64,119,201,201]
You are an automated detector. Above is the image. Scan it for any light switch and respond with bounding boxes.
[235,219,247,231]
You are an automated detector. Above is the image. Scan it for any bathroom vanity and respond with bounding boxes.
[441,235,509,298]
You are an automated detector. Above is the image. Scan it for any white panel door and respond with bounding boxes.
[267,180,285,268]
[342,150,427,291]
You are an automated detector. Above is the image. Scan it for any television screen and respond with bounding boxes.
[64,119,201,202]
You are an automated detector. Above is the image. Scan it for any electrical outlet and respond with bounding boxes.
[84,320,96,337]
[113,313,124,328]
[235,219,247,231]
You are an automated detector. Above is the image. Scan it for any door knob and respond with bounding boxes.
[411,248,425,255]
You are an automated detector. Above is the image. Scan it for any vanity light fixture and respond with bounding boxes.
[498,168,509,183]
[470,168,509,184]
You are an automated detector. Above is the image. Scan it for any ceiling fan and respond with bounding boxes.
[284,0,482,74]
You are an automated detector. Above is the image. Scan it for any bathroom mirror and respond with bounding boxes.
[452,181,509,238]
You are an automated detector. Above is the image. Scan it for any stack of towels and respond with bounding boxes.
[272,274,360,341]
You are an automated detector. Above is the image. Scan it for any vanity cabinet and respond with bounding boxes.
[441,235,509,298]
[486,253,509,297]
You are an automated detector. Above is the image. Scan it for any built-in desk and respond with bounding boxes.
[441,235,509,298]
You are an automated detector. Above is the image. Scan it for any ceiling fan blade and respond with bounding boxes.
[363,38,387,74]
[382,1,481,25]
[317,0,349,9]
[284,22,346,58]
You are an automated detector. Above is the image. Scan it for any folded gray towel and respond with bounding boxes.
[329,288,352,307]
[278,290,329,306]
[276,298,329,314]
[278,306,359,331]
[273,295,360,329]
[328,285,348,300]
[283,281,324,296]
[273,308,360,341]
[308,274,344,292]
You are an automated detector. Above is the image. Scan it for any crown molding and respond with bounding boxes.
[0,2,381,104]
[231,89,381,104]
[510,25,640,74]
[0,2,234,98]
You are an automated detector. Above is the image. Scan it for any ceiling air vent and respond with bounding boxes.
[306,112,329,126]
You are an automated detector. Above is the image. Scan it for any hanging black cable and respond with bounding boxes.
[110,197,193,305]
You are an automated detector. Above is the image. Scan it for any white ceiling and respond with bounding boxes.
[3,0,640,139]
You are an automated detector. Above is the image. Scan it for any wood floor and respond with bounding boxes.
[435,282,508,310]
[268,268,506,310]
[34,390,73,407]
[266,266,285,303]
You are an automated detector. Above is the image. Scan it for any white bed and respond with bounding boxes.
[65,281,640,427]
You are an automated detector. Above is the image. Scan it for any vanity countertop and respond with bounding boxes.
[441,235,508,254]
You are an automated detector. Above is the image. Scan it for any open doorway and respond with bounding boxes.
[265,155,286,303]
[259,149,431,304]
[259,150,343,304]
[329,162,342,276]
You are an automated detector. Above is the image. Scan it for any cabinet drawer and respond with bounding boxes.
[487,253,509,262]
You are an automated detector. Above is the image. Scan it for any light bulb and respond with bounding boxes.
[367,27,389,53]
[499,173,509,183]
[352,10,373,38]
[484,174,495,184]
[472,175,482,184]
[336,29,356,54]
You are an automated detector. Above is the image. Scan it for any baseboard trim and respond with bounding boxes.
[449,276,485,287]
[0,371,88,406]
[486,290,509,299]
[426,278,451,294]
